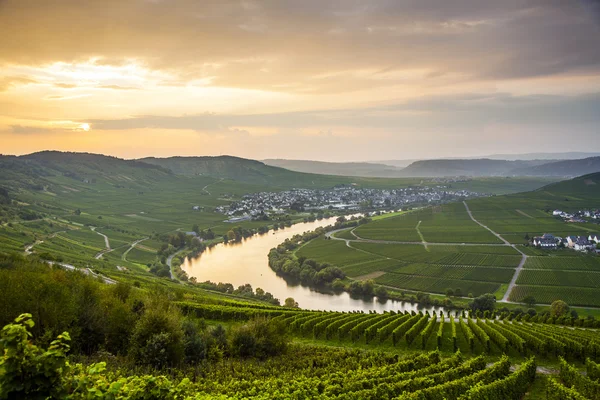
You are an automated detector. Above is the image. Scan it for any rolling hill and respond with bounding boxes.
[262,159,405,177]
[508,156,600,177]
[399,159,550,177]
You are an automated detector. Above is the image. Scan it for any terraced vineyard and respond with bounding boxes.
[185,302,600,361]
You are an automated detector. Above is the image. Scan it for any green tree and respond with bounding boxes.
[230,317,288,359]
[375,286,388,299]
[522,295,536,307]
[284,297,299,308]
[550,300,570,317]
[129,306,184,368]
[469,293,496,312]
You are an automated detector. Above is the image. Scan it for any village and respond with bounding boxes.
[552,208,600,223]
[532,233,600,252]
[213,185,488,223]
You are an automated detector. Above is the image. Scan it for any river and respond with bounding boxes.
[182,217,446,313]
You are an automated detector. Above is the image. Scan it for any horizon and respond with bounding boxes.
[3,149,600,165]
[2,1,600,161]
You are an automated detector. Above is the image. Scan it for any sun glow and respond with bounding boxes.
[80,123,90,131]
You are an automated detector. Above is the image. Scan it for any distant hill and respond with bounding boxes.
[140,155,344,186]
[0,151,173,193]
[508,157,600,177]
[399,159,550,177]
[262,159,405,177]
[485,152,600,161]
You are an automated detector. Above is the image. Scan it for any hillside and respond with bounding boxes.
[530,171,600,201]
[139,155,420,188]
[508,156,600,177]
[400,159,549,177]
[263,159,405,177]
[0,151,173,193]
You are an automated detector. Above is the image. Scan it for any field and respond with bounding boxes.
[297,236,519,297]
[298,174,600,307]
[353,203,503,244]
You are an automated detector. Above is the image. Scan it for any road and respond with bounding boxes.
[121,238,148,261]
[47,261,117,285]
[327,203,530,303]
[166,248,187,280]
[201,178,224,195]
[463,201,527,302]
[91,226,111,249]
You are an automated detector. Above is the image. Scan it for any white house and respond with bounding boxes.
[589,234,600,244]
[573,237,595,252]
[552,210,563,216]
[566,236,578,248]
[532,233,558,249]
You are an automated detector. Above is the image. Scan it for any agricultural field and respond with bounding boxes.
[353,203,503,244]
[297,236,518,297]
[509,285,600,307]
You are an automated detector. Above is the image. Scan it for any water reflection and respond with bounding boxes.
[183,217,447,314]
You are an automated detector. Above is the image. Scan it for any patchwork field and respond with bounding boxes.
[353,203,503,244]
[299,175,600,307]
[297,236,518,298]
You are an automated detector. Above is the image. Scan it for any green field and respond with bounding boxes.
[297,173,600,307]
[354,204,503,244]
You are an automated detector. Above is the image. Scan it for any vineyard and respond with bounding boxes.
[524,256,600,271]
[1,313,542,399]
[182,302,600,362]
[374,273,501,298]
[509,285,600,307]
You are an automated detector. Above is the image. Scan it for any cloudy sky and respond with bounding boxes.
[1,0,600,161]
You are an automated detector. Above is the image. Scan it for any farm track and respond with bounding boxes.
[326,228,511,247]
[462,201,527,302]
[122,237,149,262]
[201,178,224,195]
[91,226,113,259]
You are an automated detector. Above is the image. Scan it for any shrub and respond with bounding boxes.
[230,317,288,359]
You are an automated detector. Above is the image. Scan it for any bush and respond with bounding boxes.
[230,317,288,359]
[0,314,70,399]
[129,306,184,368]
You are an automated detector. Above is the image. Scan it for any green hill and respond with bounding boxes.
[263,159,406,177]
[400,159,550,177]
[508,156,600,177]
[529,171,600,203]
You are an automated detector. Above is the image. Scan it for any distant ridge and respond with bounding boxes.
[508,156,600,177]
[263,159,405,177]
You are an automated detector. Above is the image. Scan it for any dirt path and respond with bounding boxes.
[515,209,534,219]
[25,240,43,255]
[463,201,527,302]
[415,220,429,251]
[122,238,149,261]
[201,178,224,195]
[91,227,110,248]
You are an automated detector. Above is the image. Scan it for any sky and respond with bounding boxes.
[1,0,600,161]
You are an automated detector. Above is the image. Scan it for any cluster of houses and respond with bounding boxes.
[553,209,600,223]
[532,233,600,252]
[214,186,489,221]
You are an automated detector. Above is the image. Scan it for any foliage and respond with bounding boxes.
[229,317,288,359]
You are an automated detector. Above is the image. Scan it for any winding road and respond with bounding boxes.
[91,227,113,259]
[122,238,149,261]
